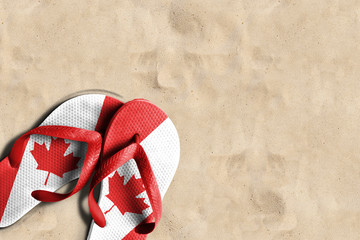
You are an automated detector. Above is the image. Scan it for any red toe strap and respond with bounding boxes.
[9,125,102,202]
[89,141,162,234]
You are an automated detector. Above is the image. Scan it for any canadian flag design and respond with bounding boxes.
[0,94,123,227]
[88,100,180,240]
[31,137,82,186]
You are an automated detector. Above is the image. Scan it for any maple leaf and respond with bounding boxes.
[104,172,149,215]
[30,137,81,186]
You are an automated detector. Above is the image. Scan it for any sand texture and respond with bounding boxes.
[1,0,360,239]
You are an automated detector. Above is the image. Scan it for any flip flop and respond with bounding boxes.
[0,94,123,227]
[88,99,180,239]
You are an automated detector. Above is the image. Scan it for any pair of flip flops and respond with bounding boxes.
[0,94,180,239]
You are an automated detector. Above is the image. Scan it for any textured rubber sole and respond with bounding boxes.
[0,94,122,227]
[88,100,180,240]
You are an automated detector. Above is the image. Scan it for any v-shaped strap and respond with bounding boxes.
[88,135,162,234]
[9,125,102,202]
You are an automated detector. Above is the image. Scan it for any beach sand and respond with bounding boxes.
[1,0,360,239]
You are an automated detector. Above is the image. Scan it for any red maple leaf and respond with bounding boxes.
[104,172,149,215]
[30,137,81,185]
